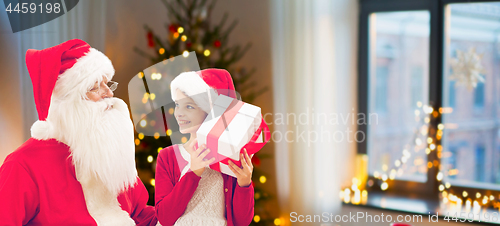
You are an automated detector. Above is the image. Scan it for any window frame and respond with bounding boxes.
[357,0,500,200]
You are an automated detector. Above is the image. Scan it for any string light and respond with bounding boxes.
[157,147,163,153]
[381,182,388,191]
[135,139,140,146]
[140,119,147,127]
[344,188,351,203]
[168,108,174,114]
[253,215,260,223]
[138,133,144,140]
[159,48,165,55]
[166,129,172,136]
[259,176,267,183]
[204,49,211,56]
[181,137,187,143]
[181,35,187,42]
[177,27,184,33]
[339,104,500,211]
[438,123,445,130]
[274,218,281,225]
[138,72,144,79]
[151,73,162,80]
[182,51,189,57]
[150,179,155,186]
[353,189,361,204]
[436,172,443,181]
[147,155,153,163]
[154,132,160,139]
[255,192,261,199]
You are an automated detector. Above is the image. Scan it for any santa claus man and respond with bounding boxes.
[0,39,158,225]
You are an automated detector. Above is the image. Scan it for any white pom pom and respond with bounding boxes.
[31,120,53,140]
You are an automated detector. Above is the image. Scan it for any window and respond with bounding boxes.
[448,80,456,108]
[475,145,486,183]
[375,66,389,113]
[358,0,500,217]
[442,1,500,189]
[367,10,430,182]
[445,146,458,180]
[474,82,485,109]
[411,67,424,108]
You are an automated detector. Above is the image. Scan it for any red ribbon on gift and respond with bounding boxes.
[217,119,270,169]
[204,98,270,173]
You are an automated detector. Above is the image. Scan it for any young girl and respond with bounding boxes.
[155,69,255,226]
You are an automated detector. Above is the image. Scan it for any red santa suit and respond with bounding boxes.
[0,39,158,225]
[0,138,156,226]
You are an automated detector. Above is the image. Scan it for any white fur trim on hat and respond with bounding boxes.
[171,72,211,99]
[31,120,53,140]
[52,48,115,100]
[170,71,217,113]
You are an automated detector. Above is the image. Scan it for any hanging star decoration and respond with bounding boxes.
[449,48,485,91]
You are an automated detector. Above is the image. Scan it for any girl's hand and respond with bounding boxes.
[187,143,215,177]
[228,148,253,187]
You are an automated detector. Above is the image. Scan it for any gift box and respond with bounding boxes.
[196,94,265,177]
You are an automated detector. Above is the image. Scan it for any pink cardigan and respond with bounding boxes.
[155,144,254,226]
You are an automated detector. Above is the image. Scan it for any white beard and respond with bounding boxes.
[47,97,137,226]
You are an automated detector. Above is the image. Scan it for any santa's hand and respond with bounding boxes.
[228,148,253,187]
[187,143,215,177]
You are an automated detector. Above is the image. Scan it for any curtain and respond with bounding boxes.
[270,0,359,224]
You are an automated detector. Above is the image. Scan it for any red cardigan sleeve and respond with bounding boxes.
[155,146,202,225]
[230,179,254,226]
[0,161,40,225]
[125,177,158,226]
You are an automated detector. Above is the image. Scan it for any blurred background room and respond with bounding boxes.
[2,0,500,225]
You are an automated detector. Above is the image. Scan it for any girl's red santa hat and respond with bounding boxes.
[26,39,115,140]
[170,68,237,113]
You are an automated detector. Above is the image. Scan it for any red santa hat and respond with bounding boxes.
[170,68,237,113]
[26,39,115,140]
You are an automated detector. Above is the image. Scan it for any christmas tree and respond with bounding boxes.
[135,0,274,225]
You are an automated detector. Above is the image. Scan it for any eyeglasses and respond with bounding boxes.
[88,81,118,96]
